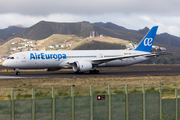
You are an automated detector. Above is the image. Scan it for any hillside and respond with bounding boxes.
[0,25,26,45]
[0,35,129,56]
[71,36,129,50]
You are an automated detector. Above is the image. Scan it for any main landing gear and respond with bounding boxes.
[89,70,100,74]
[14,69,20,76]
[89,66,100,74]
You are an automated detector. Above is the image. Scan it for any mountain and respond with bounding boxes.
[93,22,180,53]
[17,21,93,40]
[17,21,143,41]
[14,21,180,55]
[0,25,26,44]
[93,22,136,33]
[136,27,149,35]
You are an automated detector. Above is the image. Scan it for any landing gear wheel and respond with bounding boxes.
[89,70,100,74]
[14,68,20,76]
[74,72,84,74]
[95,70,99,74]
[16,71,20,76]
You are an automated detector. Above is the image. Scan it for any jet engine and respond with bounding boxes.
[72,61,92,72]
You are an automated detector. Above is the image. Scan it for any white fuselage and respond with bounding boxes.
[3,50,153,69]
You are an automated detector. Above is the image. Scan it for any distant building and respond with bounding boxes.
[27,41,33,44]
[30,46,35,51]
[126,43,138,50]
[160,47,166,51]
[68,44,71,47]
[48,45,55,49]
[152,45,160,50]
[56,45,61,48]
[18,47,23,50]
[19,39,23,42]
[11,42,17,45]
[61,45,65,48]
[11,47,18,51]
[25,44,29,47]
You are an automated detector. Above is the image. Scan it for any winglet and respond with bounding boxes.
[135,26,158,52]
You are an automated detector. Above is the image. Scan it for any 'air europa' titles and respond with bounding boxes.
[30,53,66,61]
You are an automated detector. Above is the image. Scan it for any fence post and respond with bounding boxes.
[90,85,93,120]
[159,83,162,120]
[71,86,74,120]
[125,84,129,120]
[175,89,178,120]
[32,88,35,120]
[142,84,145,120]
[108,85,111,120]
[11,89,14,120]
[52,87,55,120]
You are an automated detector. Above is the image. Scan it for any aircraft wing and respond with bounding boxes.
[91,52,172,64]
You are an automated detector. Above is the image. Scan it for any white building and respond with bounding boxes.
[11,42,17,45]
[27,41,33,44]
[48,45,55,49]
[61,45,65,48]
[11,48,18,51]
[160,47,166,51]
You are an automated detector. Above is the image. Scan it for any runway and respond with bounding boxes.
[1,65,180,79]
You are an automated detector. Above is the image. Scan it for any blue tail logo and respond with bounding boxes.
[135,26,158,52]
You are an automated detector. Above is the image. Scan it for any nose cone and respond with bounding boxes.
[2,60,8,67]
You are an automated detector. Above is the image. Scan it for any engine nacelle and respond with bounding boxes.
[45,68,61,71]
[72,61,92,72]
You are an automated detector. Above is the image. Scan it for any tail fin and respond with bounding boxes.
[135,26,158,52]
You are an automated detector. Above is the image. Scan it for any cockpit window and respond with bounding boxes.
[7,57,14,59]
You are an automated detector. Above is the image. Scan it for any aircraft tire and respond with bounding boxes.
[16,72,20,76]
[75,72,84,74]
[89,70,99,74]
[95,70,99,74]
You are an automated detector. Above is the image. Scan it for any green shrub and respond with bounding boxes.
[58,90,68,96]
[35,90,43,97]
[94,90,101,95]
[146,87,158,92]
[114,90,124,94]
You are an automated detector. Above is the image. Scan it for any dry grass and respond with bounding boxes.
[0,75,180,99]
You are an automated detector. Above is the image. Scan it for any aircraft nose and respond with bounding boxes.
[2,60,8,67]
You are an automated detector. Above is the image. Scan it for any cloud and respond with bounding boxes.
[1,0,180,36]
[1,13,180,36]
[0,0,180,16]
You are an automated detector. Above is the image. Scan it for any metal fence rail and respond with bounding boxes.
[0,83,179,120]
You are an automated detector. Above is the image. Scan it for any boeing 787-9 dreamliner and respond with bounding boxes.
[2,26,168,75]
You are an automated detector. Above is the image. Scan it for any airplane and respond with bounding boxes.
[2,26,169,75]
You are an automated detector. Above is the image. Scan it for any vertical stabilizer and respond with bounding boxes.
[135,26,158,52]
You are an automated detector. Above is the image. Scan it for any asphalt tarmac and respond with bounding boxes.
[1,65,180,79]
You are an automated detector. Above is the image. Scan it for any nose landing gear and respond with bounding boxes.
[14,69,20,76]
[16,71,20,76]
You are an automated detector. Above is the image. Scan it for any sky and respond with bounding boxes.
[0,0,180,36]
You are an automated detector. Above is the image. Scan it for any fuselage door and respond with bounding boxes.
[21,55,26,62]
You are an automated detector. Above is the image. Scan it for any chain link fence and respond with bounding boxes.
[0,83,179,120]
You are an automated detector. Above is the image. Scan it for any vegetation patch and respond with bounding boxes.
[0,75,180,99]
